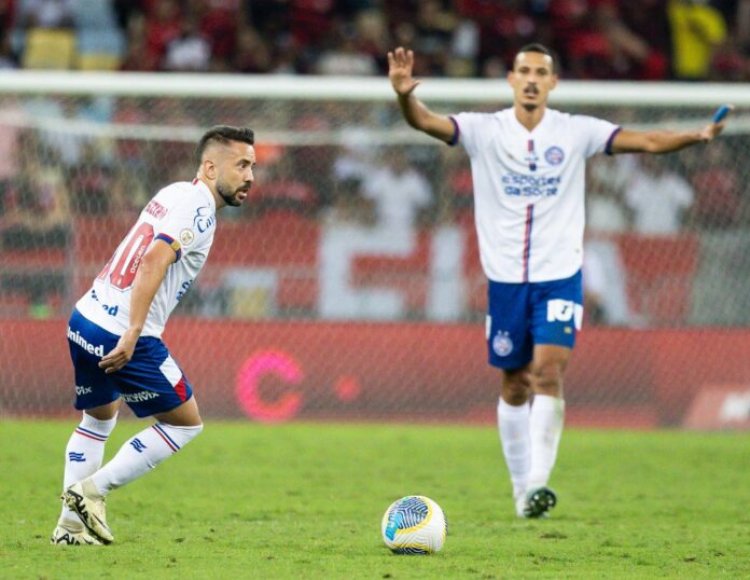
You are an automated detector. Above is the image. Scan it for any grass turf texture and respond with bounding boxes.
[2,420,749,579]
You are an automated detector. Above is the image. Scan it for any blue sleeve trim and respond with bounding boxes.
[605,127,622,156]
[155,233,182,262]
[447,116,460,146]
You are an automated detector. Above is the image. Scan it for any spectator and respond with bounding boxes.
[144,0,183,70]
[0,31,19,69]
[232,26,273,73]
[250,155,318,217]
[315,22,379,75]
[668,0,727,80]
[623,155,695,235]
[1,133,71,250]
[0,129,71,317]
[617,0,672,80]
[583,235,633,326]
[17,0,74,29]
[361,146,434,230]
[412,0,456,75]
[586,156,634,234]
[163,17,212,71]
[67,141,116,216]
[186,0,239,62]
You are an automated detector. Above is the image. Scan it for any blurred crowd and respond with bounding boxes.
[0,0,749,81]
[1,0,750,322]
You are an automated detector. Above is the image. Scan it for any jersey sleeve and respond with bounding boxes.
[450,112,491,157]
[153,188,213,261]
[573,115,621,158]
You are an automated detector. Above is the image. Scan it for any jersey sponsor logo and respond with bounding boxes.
[492,330,514,357]
[193,206,215,233]
[179,228,195,246]
[144,199,168,219]
[90,289,119,317]
[67,327,105,357]
[121,390,160,403]
[176,279,193,302]
[546,299,583,330]
[501,172,561,197]
[75,385,93,396]
[544,146,565,165]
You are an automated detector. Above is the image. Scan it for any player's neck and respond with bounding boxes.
[513,105,546,132]
[197,175,225,209]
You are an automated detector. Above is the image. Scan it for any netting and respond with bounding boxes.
[1,74,750,427]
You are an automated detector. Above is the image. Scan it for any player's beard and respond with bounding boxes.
[216,180,243,207]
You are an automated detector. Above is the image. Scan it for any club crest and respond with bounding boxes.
[492,331,513,357]
[545,146,564,165]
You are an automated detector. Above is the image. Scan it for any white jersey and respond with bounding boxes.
[76,179,217,337]
[452,108,619,283]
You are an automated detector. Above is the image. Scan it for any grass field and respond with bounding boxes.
[2,420,749,579]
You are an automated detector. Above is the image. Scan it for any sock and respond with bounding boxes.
[527,394,565,489]
[497,398,531,501]
[91,423,203,496]
[59,413,117,522]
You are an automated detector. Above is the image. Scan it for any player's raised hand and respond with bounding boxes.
[700,104,734,142]
[388,47,420,97]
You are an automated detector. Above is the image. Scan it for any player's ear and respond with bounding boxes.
[202,159,217,180]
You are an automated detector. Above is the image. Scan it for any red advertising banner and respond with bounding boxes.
[2,319,750,429]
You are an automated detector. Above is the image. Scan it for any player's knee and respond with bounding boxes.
[501,370,531,404]
[530,362,564,395]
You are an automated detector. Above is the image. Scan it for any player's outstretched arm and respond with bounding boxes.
[98,240,175,374]
[388,47,456,143]
[610,105,733,154]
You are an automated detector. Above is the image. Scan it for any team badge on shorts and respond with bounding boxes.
[545,146,564,165]
[492,330,514,357]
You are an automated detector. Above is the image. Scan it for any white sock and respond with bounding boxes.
[497,398,530,500]
[527,394,565,489]
[91,423,203,496]
[59,413,117,522]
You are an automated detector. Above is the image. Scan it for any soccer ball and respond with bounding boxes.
[381,495,447,554]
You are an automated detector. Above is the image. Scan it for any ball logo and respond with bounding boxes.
[492,331,513,357]
[179,228,195,246]
[544,146,564,165]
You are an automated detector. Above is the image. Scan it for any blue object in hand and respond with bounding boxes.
[712,104,733,123]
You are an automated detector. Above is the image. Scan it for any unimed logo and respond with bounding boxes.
[67,327,105,357]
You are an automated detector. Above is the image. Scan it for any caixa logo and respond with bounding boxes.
[235,350,361,423]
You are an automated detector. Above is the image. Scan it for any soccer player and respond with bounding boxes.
[387,44,729,518]
[51,126,256,545]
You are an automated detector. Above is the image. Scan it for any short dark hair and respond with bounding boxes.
[515,43,556,73]
[195,125,255,165]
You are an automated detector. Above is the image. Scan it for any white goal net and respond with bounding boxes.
[1,72,749,428]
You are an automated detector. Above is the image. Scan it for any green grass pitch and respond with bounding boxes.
[2,420,749,578]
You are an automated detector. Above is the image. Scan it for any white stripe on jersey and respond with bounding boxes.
[76,180,217,338]
[453,108,619,283]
